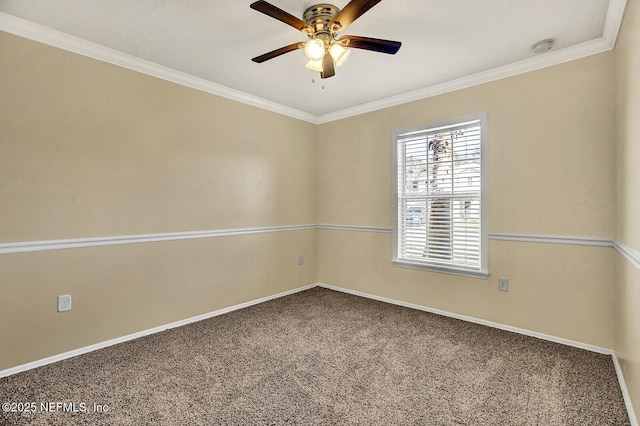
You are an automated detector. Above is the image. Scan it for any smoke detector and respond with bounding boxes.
[532,38,555,54]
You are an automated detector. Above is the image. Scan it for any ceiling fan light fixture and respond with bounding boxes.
[250,1,402,78]
[304,38,325,60]
[329,43,351,67]
[305,58,324,72]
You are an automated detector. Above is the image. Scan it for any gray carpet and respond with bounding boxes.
[0,287,630,425]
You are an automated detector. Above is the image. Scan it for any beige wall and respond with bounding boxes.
[320,232,615,347]
[0,32,317,370]
[317,52,617,349]
[0,33,316,241]
[615,0,640,416]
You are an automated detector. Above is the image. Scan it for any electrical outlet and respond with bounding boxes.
[298,255,304,265]
[58,295,72,312]
[498,278,509,292]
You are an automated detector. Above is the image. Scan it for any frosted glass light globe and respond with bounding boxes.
[304,38,325,61]
[305,59,324,72]
[329,43,351,67]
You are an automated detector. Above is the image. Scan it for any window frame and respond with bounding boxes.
[392,112,489,279]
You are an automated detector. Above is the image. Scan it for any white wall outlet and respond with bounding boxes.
[498,278,509,292]
[58,294,72,312]
[298,255,304,266]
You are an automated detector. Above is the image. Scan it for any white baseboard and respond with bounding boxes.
[1,281,636,425]
[317,282,611,353]
[317,282,637,425]
[0,282,317,379]
[613,353,639,426]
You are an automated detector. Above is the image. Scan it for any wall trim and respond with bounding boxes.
[2,226,624,254]
[0,224,316,254]
[0,282,318,379]
[317,225,615,248]
[316,224,392,233]
[604,0,629,47]
[614,239,640,270]
[612,354,640,426]
[488,232,613,247]
[0,12,318,124]
[0,0,627,124]
[315,39,614,124]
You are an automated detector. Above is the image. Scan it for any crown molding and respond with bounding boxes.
[0,12,319,124]
[0,0,627,125]
[314,38,614,123]
[315,0,628,123]
[604,0,628,46]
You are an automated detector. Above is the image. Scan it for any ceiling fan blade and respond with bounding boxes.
[330,0,382,32]
[320,54,335,79]
[250,1,313,34]
[341,35,401,54]
[252,42,304,63]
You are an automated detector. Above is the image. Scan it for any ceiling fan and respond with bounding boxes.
[250,0,401,79]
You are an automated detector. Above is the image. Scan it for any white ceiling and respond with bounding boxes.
[0,1,626,121]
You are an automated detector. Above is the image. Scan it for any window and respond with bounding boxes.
[393,113,488,278]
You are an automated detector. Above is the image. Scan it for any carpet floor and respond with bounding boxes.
[0,287,631,425]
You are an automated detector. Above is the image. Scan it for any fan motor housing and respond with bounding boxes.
[304,4,340,35]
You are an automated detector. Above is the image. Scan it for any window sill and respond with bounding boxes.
[392,260,490,279]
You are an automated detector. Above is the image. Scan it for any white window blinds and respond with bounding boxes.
[393,114,487,277]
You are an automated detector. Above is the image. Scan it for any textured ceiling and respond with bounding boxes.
[0,0,620,118]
